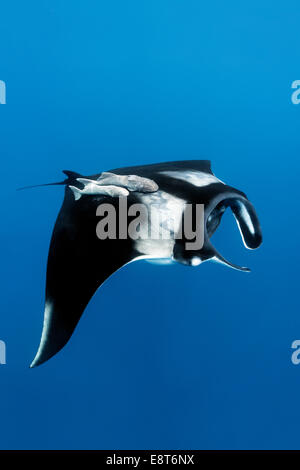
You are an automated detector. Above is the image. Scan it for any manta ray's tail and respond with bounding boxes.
[17,170,82,191]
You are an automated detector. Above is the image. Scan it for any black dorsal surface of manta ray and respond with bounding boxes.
[28,160,262,368]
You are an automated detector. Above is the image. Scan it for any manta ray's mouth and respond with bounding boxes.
[204,195,263,272]
[206,201,227,238]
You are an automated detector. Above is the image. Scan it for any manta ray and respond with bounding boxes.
[24,160,262,367]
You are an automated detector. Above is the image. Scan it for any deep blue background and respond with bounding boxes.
[0,0,299,450]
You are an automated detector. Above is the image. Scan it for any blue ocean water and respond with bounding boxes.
[0,0,300,450]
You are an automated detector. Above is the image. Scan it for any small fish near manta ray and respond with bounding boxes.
[68,172,159,201]
[20,160,262,367]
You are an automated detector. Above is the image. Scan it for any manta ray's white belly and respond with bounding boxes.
[132,170,221,260]
[134,190,186,259]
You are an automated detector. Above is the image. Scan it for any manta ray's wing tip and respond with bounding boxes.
[30,346,48,368]
[29,356,41,368]
[30,357,48,368]
[30,341,64,368]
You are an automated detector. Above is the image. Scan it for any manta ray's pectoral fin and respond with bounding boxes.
[30,191,135,367]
